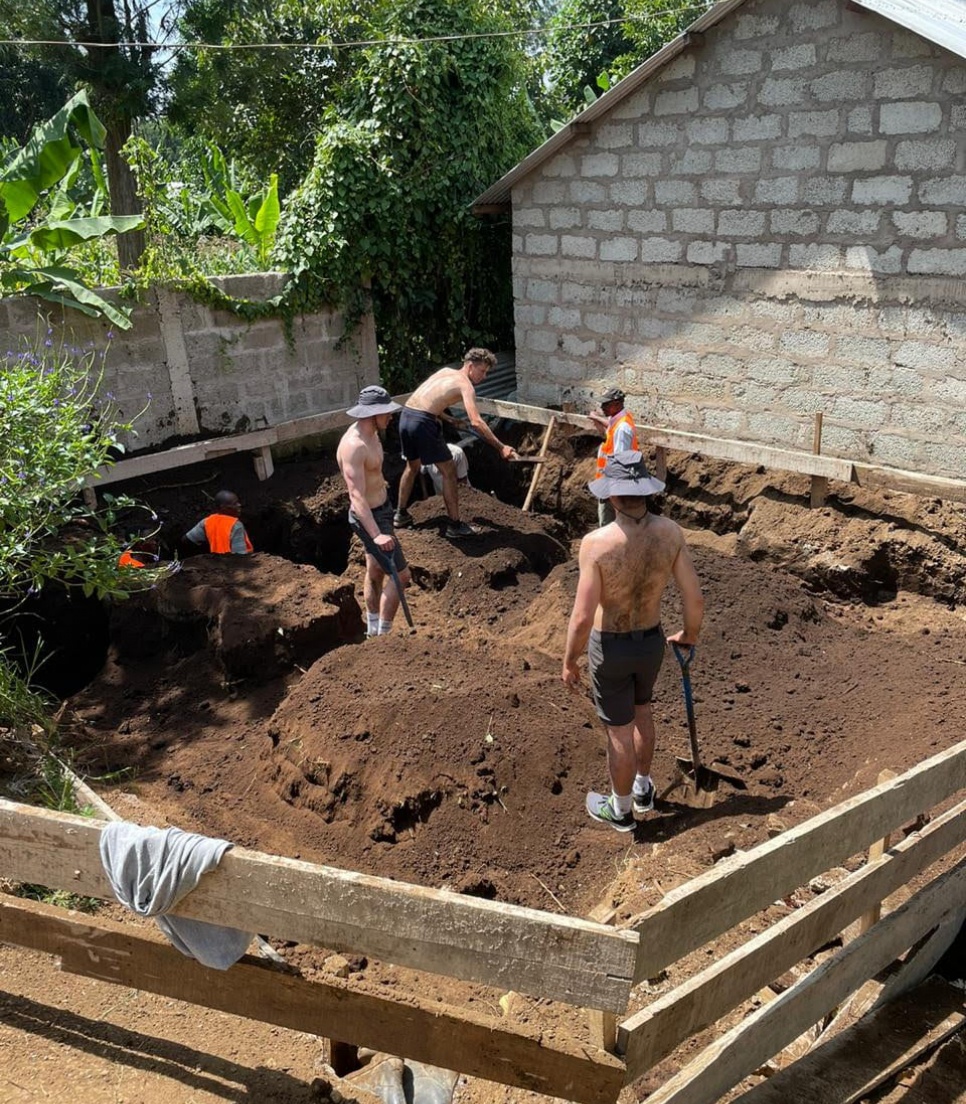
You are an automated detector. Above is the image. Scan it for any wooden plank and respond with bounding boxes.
[852,462,966,504]
[627,738,966,983]
[0,799,637,1012]
[474,400,853,480]
[619,795,966,1078]
[637,855,966,1104]
[729,977,965,1104]
[0,896,624,1104]
[85,427,279,487]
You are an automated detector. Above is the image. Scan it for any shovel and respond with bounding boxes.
[371,544,414,629]
[660,643,747,808]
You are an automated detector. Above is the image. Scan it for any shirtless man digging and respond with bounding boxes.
[562,450,705,832]
[394,348,518,539]
[338,386,412,637]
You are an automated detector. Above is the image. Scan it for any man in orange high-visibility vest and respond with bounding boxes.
[589,388,639,527]
[184,490,253,554]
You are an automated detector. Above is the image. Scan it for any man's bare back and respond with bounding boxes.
[582,514,686,632]
[406,368,471,416]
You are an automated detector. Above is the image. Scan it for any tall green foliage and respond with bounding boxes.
[0,91,144,329]
[169,0,376,193]
[276,0,542,388]
[544,0,713,116]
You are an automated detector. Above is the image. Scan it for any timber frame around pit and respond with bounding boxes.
[2,738,966,1104]
[83,395,966,506]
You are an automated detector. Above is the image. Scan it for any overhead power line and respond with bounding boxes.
[0,4,710,52]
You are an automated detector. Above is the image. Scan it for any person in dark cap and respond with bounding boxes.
[337,385,412,637]
[562,451,704,832]
[589,386,639,527]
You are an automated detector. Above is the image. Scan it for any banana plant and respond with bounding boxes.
[0,90,145,330]
[200,146,280,267]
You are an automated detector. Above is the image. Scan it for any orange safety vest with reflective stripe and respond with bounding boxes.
[118,550,152,568]
[203,513,253,554]
[595,411,639,476]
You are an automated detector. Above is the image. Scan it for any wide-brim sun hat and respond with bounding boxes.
[588,450,666,498]
[346,385,401,419]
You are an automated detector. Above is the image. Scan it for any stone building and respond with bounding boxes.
[473,0,966,481]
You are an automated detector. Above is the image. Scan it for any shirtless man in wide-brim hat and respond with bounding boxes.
[338,385,412,637]
[394,348,518,539]
[562,450,705,833]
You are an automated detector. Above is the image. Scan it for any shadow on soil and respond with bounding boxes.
[0,992,319,1102]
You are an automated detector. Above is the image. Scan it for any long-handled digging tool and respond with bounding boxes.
[660,643,746,808]
[371,546,414,629]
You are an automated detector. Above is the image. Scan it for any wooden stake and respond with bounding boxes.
[252,444,274,481]
[654,445,668,483]
[810,414,827,509]
[857,769,899,935]
[586,902,620,1054]
[522,416,556,513]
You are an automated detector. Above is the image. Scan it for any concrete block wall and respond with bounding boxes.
[0,273,377,453]
[511,0,966,480]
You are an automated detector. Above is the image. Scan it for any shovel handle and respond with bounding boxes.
[671,644,701,772]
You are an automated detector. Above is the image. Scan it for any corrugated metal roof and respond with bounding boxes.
[472,0,966,212]
[850,0,966,60]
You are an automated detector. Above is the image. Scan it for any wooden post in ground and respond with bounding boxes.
[654,446,668,483]
[522,417,556,513]
[586,903,620,1053]
[252,444,274,481]
[858,769,899,935]
[810,414,827,508]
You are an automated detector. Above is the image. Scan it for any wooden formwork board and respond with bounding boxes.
[626,738,966,984]
[0,799,637,1013]
[639,855,966,1104]
[619,795,966,1077]
[0,896,625,1104]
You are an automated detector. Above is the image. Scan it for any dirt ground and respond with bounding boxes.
[3,429,966,1103]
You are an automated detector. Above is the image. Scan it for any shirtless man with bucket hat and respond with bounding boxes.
[562,451,705,832]
[337,386,412,637]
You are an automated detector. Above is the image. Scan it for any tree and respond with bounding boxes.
[544,0,636,116]
[168,0,379,193]
[275,0,543,387]
[0,0,176,270]
[543,0,713,117]
[0,46,72,144]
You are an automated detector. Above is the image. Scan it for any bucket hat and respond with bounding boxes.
[346,385,401,419]
[588,450,665,499]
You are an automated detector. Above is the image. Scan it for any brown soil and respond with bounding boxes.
[3,438,966,1103]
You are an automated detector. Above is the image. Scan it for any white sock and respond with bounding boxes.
[634,773,652,794]
[378,618,393,635]
[612,791,633,816]
[367,612,379,635]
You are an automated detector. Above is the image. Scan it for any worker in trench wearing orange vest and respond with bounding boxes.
[589,387,639,527]
[183,490,253,555]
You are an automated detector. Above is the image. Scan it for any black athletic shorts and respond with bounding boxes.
[348,500,408,573]
[588,625,665,726]
[399,408,452,465]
